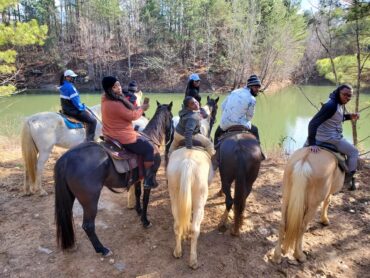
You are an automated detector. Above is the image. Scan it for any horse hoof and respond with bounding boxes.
[217,189,224,197]
[321,219,330,226]
[22,191,32,197]
[136,208,142,216]
[39,190,48,197]
[189,261,199,270]
[294,253,307,263]
[230,230,240,237]
[218,224,227,233]
[173,250,182,258]
[143,221,152,229]
[102,248,113,257]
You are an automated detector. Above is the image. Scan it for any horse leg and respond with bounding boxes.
[34,149,52,196]
[23,168,32,196]
[81,199,112,257]
[189,195,207,269]
[272,202,288,264]
[293,207,317,262]
[173,221,183,258]
[218,181,233,232]
[135,181,142,216]
[231,182,252,237]
[127,185,136,209]
[320,195,331,226]
[141,188,152,228]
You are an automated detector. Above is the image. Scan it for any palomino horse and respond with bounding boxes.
[217,132,262,236]
[55,102,173,256]
[166,97,218,269]
[21,92,147,196]
[272,147,344,263]
[167,149,214,269]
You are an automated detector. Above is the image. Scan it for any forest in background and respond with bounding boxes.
[0,0,369,95]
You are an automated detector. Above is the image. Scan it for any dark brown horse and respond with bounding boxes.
[54,102,173,256]
[217,132,263,236]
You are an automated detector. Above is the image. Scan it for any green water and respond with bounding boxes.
[0,86,369,153]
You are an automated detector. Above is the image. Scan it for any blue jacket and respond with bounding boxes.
[59,81,85,115]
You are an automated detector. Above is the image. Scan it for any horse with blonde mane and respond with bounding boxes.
[272,147,345,263]
[167,148,214,269]
[21,92,147,196]
[166,96,218,269]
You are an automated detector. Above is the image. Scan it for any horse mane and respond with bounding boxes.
[143,104,172,144]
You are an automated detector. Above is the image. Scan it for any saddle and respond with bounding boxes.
[58,111,84,129]
[306,141,348,172]
[99,136,143,181]
[217,125,254,147]
[176,138,207,151]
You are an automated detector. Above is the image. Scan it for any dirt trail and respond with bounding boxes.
[0,142,369,278]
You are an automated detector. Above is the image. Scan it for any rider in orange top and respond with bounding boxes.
[101,76,158,188]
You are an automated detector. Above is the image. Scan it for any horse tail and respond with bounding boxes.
[282,159,312,251]
[234,148,249,231]
[21,119,38,185]
[177,158,194,236]
[54,157,76,250]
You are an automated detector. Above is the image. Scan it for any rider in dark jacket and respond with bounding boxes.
[185,73,201,104]
[307,84,360,190]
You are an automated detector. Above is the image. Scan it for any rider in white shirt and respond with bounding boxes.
[214,74,265,159]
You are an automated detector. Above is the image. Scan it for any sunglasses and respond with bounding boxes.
[341,93,352,98]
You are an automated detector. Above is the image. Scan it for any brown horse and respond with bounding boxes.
[217,132,262,236]
[272,147,345,263]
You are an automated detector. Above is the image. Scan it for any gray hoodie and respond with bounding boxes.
[175,107,201,148]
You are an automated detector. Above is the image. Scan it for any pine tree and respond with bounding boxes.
[0,0,47,97]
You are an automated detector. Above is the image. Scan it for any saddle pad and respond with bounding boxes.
[62,117,83,129]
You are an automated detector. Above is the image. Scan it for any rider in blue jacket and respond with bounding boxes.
[59,69,97,141]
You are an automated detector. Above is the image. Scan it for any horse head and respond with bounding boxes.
[144,101,173,147]
[201,96,219,137]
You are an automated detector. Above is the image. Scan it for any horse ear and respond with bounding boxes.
[215,96,220,103]
[207,95,210,101]
[156,100,161,107]
[168,101,173,111]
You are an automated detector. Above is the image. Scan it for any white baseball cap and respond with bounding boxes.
[64,69,78,77]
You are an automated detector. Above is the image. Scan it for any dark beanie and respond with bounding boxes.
[128,80,138,92]
[102,76,118,92]
[247,75,261,87]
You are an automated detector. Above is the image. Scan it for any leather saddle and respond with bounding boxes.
[217,125,254,146]
[176,138,207,151]
[99,136,142,178]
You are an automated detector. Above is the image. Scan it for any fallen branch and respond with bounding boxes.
[297,86,319,111]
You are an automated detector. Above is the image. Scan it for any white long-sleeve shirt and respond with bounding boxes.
[220,87,256,130]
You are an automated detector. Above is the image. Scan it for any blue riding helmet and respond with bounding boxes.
[189,73,201,81]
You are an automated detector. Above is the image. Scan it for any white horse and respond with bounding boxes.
[166,97,218,269]
[167,148,214,269]
[21,92,148,197]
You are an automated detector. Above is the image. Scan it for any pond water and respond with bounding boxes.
[0,86,369,154]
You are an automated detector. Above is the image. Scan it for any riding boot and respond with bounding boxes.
[143,165,158,189]
[344,171,357,191]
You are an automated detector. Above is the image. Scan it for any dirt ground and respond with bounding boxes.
[0,140,369,278]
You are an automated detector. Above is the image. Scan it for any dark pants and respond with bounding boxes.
[71,110,97,141]
[122,137,154,162]
[214,124,260,145]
